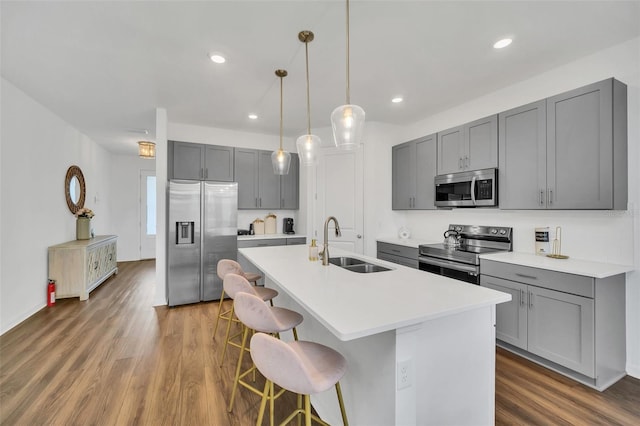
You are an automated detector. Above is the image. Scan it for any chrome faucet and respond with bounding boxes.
[320,216,342,265]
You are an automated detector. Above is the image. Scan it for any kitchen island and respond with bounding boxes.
[239,245,511,425]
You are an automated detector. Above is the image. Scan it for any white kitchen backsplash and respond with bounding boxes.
[238,210,299,234]
[400,207,635,267]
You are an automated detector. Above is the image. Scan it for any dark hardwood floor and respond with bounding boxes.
[1,260,639,425]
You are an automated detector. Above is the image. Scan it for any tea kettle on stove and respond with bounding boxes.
[443,230,462,248]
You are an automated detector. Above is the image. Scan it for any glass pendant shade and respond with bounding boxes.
[272,148,291,175]
[296,134,320,166]
[331,104,365,150]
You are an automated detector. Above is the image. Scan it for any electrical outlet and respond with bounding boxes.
[397,359,413,390]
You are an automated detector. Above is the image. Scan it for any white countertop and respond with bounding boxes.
[239,245,511,341]
[376,237,440,248]
[238,233,304,241]
[480,252,635,279]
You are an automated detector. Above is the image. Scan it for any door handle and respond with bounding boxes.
[205,168,208,179]
[471,176,477,205]
[516,273,538,280]
[520,289,526,307]
[539,190,544,206]
[357,234,362,239]
[548,189,553,205]
[529,291,534,309]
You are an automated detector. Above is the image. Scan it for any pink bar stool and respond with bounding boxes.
[250,332,349,426]
[219,273,278,365]
[213,259,265,339]
[228,291,303,414]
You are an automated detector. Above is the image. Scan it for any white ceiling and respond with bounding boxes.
[2,1,639,155]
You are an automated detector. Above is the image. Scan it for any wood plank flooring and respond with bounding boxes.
[1,259,639,425]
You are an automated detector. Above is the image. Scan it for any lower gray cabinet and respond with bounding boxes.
[480,259,625,390]
[376,242,418,269]
[286,237,306,245]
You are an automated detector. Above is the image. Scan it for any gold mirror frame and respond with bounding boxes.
[65,165,86,214]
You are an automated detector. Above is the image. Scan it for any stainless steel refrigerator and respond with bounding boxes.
[167,180,237,306]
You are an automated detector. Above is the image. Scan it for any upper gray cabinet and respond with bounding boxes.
[392,134,437,210]
[169,141,234,182]
[500,78,627,210]
[498,100,547,209]
[235,148,299,210]
[437,115,498,175]
[280,153,299,209]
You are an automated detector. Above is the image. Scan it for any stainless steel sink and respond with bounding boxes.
[329,257,391,273]
[328,257,366,267]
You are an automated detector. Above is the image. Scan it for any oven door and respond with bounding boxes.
[418,256,480,284]
[434,168,497,207]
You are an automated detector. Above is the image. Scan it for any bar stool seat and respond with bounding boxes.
[227,292,303,414]
[213,259,266,340]
[219,273,278,366]
[250,332,349,426]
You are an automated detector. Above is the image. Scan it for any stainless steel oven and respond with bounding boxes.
[434,168,497,208]
[419,224,512,285]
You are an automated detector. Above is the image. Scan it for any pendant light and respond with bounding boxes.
[331,0,365,150]
[296,30,320,166]
[138,141,156,159]
[272,69,291,175]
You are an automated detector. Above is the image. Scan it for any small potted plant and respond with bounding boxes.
[75,208,95,240]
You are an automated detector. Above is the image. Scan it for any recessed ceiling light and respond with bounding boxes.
[493,38,512,49]
[209,53,226,64]
[391,97,403,103]
[248,113,258,120]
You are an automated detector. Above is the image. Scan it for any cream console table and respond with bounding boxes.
[48,235,118,300]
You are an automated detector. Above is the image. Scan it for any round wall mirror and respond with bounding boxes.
[65,165,86,214]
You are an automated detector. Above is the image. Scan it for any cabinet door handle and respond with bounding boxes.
[520,289,526,306]
[205,168,208,179]
[529,291,534,309]
[391,249,401,253]
[548,189,553,205]
[255,198,258,207]
[516,273,537,280]
[465,156,469,169]
[94,261,99,270]
[539,190,544,206]
[459,158,463,169]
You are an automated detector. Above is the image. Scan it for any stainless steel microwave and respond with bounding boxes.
[434,168,497,207]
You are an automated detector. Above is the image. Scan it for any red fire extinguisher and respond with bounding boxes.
[47,279,56,307]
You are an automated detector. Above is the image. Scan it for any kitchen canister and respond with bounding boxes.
[264,213,276,234]
[535,227,550,255]
[253,218,265,235]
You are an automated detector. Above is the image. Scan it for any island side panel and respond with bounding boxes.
[409,305,496,425]
[265,276,397,426]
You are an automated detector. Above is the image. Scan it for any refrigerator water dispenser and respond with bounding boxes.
[176,222,194,244]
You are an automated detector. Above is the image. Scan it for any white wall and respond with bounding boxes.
[374,37,640,377]
[0,77,114,334]
[110,154,156,261]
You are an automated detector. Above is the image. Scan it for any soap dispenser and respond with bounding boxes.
[309,239,319,261]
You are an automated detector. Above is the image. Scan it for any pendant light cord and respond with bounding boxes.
[346,0,351,105]
[279,74,283,151]
[305,41,311,135]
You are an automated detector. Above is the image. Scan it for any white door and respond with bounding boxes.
[140,170,156,259]
[315,147,364,253]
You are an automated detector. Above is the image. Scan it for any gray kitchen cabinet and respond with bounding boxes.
[480,259,625,390]
[237,238,287,248]
[499,78,627,210]
[169,141,234,181]
[481,277,528,349]
[376,242,418,269]
[257,151,281,209]
[286,237,306,245]
[546,78,627,209]
[392,134,436,210]
[280,153,299,209]
[498,100,547,209]
[235,148,281,209]
[437,115,498,175]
